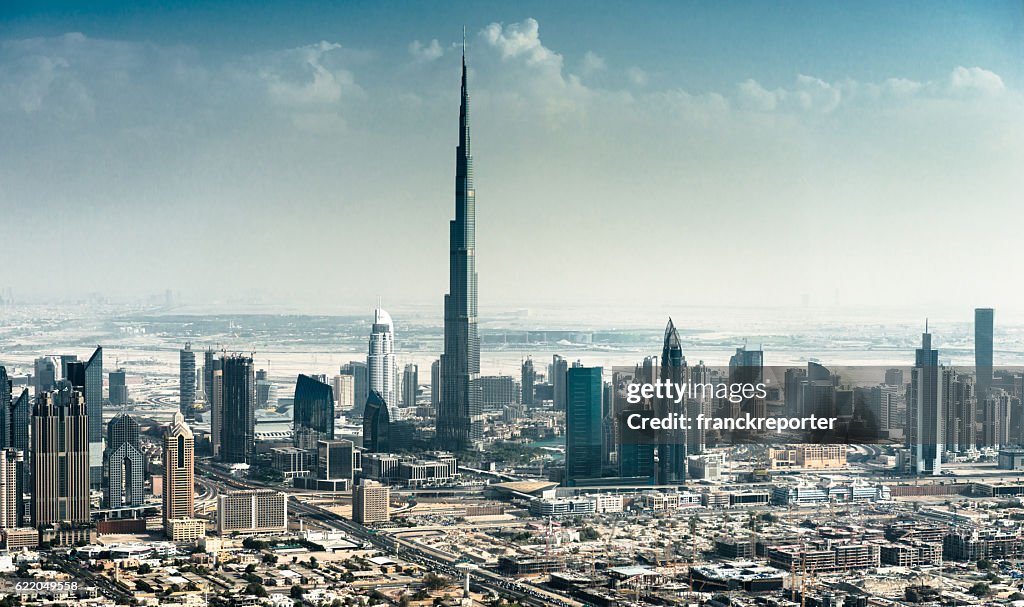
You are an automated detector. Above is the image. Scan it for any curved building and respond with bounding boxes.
[294,374,335,450]
[362,390,391,453]
[367,308,396,415]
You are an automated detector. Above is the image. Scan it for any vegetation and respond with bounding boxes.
[969,582,991,598]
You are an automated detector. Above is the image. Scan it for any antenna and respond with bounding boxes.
[462,25,466,57]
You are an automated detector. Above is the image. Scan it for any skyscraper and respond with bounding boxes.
[84,346,104,490]
[657,318,688,484]
[32,386,91,527]
[402,364,418,408]
[430,359,440,410]
[210,365,223,457]
[0,365,11,445]
[333,374,355,411]
[341,361,368,417]
[551,355,568,411]
[909,323,943,475]
[437,44,482,451]
[33,357,57,395]
[293,374,335,450]
[203,348,216,401]
[0,449,21,529]
[104,413,144,509]
[565,366,603,485]
[108,368,128,406]
[8,389,29,525]
[163,411,195,538]
[975,308,994,401]
[362,390,391,453]
[180,342,196,415]
[220,354,256,465]
[367,307,396,412]
[521,358,536,407]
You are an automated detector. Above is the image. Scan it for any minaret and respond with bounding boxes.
[437,34,481,450]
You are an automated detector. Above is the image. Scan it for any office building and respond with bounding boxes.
[521,357,536,406]
[7,389,28,525]
[220,354,256,464]
[430,359,441,410]
[333,374,355,410]
[565,366,603,485]
[33,357,57,395]
[108,368,128,407]
[32,386,91,527]
[946,372,976,453]
[436,45,482,451]
[363,390,390,453]
[163,411,196,538]
[203,348,217,401]
[478,375,519,411]
[179,342,196,415]
[909,323,943,475]
[210,364,223,457]
[884,368,905,388]
[104,412,144,509]
[976,308,994,400]
[340,361,368,417]
[81,347,104,490]
[293,374,335,450]
[402,363,418,408]
[318,439,356,485]
[0,449,23,529]
[353,480,390,524]
[217,490,288,535]
[551,355,568,411]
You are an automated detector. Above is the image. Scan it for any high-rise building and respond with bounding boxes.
[341,361,368,417]
[210,364,223,457]
[163,411,195,537]
[180,343,196,415]
[109,368,128,407]
[220,354,256,464]
[293,374,335,450]
[946,372,976,453]
[909,323,943,475]
[33,357,57,395]
[884,368,905,388]
[318,439,356,484]
[0,365,10,447]
[657,318,688,484]
[32,386,91,527]
[565,366,603,485]
[104,413,144,509]
[82,347,104,490]
[0,449,23,529]
[478,375,519,411]
[430,359,441,409]
[982,390,1012,449]
[332,374,355,411]
[217,490,288,535]
[521,358,536,407]
[729,345,764,420]
[436,46,482,451]
[7,389,29,525]
[362,390,391,453]
[256,369,275,409]
[203,348,216,401]
[975,308,994,401]
[352,480,390,524]
[402,364,418,408]
[367,308,397,416]
[551,355,568,411]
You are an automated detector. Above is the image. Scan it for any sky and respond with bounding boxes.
[1,1,1023,314]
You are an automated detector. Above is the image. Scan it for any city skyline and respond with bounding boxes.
[2,2,1022,311]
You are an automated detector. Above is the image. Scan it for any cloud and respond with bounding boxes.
[626,66,649,87]
[256,41,357,107]
[949,66,1005,95]
[581,51,605,75]
[481,18,562,71]
[409,39,444,62]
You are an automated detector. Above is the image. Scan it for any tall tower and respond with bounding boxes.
[565,366,603,485]
[657,318,688,484]
[437,40,482,451]
[975,308,994,401]
[104,412,144,509]
[293,374,335,450]
[220,355,256,464]
[163,411,195,537]
[521,358,536,407]
[402,363,418,408]
[180,342,196,416]
[909,322,943,475]
[367,307,396,412]
[32,386,91,527]
[84,347,104,490]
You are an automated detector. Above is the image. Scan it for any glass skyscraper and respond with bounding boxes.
[657,318,687,485]
[293,374,335,450]
[220,354,256,464]
[362,390,391,453]
[180,342,196,415]
[437,44,482,451]
[565,366,603,485]
[975,307,994,400]
[84,347,103,490]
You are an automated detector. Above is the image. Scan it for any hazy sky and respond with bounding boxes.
[2,1,1023,313]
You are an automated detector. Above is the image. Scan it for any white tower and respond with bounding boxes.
[367,306,396,413]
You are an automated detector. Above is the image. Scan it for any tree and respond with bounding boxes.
[137,563,152,575]
[423,572,450,590]
[969,582,991,598]
[580,527,600,541]
[245,583,269,598]
[290,585,305,599]
[977,558,993,571]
